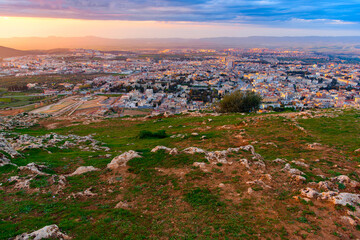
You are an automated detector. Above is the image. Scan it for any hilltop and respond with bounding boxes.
[0,46,70,58]
[1,108,360,239]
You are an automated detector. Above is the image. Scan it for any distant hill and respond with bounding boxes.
[0,46,70,58]
[0,36,360,52]
[0,46,31,58]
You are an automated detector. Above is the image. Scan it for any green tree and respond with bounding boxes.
[217,90,262,113]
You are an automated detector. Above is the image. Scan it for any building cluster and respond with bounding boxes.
[1,48,359,112]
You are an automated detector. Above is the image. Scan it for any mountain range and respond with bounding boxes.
[0,36,359,55]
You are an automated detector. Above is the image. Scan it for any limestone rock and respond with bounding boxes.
[67,166,100,176]
[18,163,49,176]
[13,224,71,240]
[182,147,206,154]
[107,150,141,169]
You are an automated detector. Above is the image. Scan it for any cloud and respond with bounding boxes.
[0,0,359,29]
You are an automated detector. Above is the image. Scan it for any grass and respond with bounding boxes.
[1,108,360,239]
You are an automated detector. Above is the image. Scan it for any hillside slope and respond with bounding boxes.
[1,109,360,239]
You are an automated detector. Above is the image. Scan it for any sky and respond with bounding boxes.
[0,0,359,38]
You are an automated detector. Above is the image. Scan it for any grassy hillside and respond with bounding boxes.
[1,109,360,239]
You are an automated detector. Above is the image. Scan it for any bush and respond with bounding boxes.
[139,130,168,139]
[217,90,262,113]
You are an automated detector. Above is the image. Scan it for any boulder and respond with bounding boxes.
[331,175,360,188]
[182,147,206,154]
[18,163,49,176]
[67,166,100,176]
[13,224,71,240]
[107,150,141,169]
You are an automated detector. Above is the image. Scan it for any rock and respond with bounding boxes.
[8,176,31,189]
[273,158,286,164]
[282,163,305,176]
[239,159,250,169]
[182,147,206,154]
[292,160,309,168]
[151,146,178,155]
[13,224,71,240]
[252,160,266,170]
[331,175,360,188]
[218,183,225,188]
[307,142,322,149]
[191,133,199,136]
[317,181,335,191]
[205,151,228,164]
[300,187,319,199]
[247,187,254,194]
[0,135,20,157]
[355,148,360,153]
[292,175,306,183]
[18,163,49,176]
[67,187,97,199]
[193,162,206,168]
[341,216,357,226]
[67,166,100,176]
[115,201,131,209]
[265,142,278,148]
[246,180,271,189]
[332,193,360,206]
[0,153,15,167]
[107,150,141,169]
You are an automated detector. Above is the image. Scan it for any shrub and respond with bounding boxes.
[138,130,168,139]
[217,90,262,113]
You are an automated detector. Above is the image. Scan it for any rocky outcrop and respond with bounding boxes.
[8,176,32,189]
[4,133,109,153]
[107,150,141,169]
[66,166,100,176]
[330,175,360,188]
[13,224,71,240]
[19,163,49,176]
[0,135,20,157]
[182,147,206,154]
[300,187,360,207]
[67,187,97,199]
[282,163,305,176]
[151,146,178,155]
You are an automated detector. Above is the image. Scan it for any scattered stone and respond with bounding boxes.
[331,175,360,188]
[182,147,206,154]
[292,160,309,168]
[107,150,141,169]
[8,176,31,189]
[273,158,286,164]
[282,163,305,176]
[0,135,20,157]
[67,187,97,199]
[18,163,49,176]
[307,143,322,149]
[66,166,100,176]
[239,159,250,169]
[191,133,199,136]
[265,142,278,148]
[193,162,207,169]
[115,201,131,209]
[151,146,178,155]
[13,224,71,240]
[246,180,271,189]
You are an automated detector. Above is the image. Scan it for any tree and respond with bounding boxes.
[217,90,262,113]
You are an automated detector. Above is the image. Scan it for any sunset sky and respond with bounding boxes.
[0,0,360,38]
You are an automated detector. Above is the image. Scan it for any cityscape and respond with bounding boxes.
[1,48,359,117]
